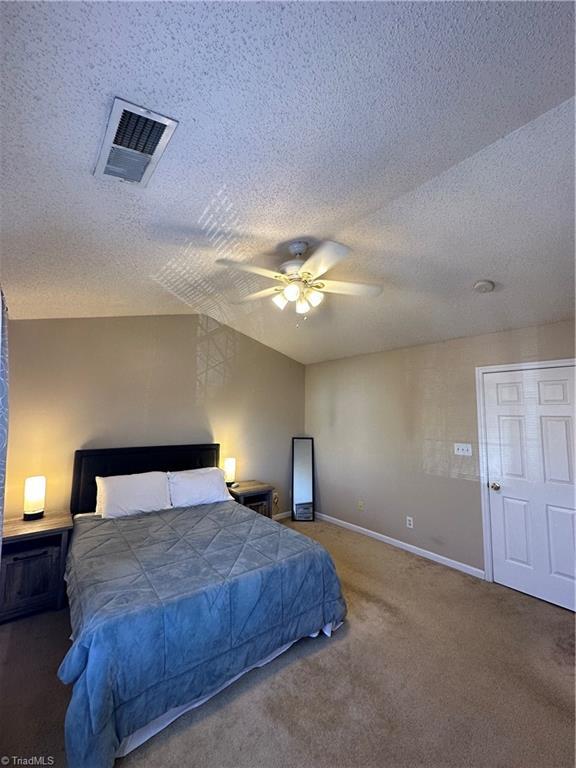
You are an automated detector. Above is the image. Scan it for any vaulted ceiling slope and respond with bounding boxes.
[0,2,573,364]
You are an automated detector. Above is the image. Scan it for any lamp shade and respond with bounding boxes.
[283,283,300,302]
[24,476,46,514]
[223,457,236,484]
[295,298,310,314]
[272,293,288,310]
[306,289,324,307]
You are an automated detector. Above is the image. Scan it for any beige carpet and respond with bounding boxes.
[0,520,573,768]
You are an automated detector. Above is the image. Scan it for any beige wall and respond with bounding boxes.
[6,314,574,568]
[305,320,574,569]
[5,315,304,519]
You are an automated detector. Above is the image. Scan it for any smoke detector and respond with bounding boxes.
[94,98,178,186]
[473,279,496,293]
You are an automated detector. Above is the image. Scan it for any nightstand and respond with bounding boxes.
[0,511,73,623]
[229,481,274,518]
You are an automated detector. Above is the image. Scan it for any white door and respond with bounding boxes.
[484,364,575,610]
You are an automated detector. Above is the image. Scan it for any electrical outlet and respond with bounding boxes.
[454,443,473,457]
[357,499,365,512]
[406,516,414,529]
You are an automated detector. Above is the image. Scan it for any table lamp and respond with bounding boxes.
[23,475,46,520]
[223,457,236,487]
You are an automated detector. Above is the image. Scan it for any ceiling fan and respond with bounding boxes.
[217,240,382,314]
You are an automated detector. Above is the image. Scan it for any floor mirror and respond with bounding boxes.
[291,437,315,521]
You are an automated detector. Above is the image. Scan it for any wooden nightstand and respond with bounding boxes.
[0,511,73,623]
[229,481,274,518]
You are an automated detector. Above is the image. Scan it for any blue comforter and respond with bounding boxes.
[58,501,346,767]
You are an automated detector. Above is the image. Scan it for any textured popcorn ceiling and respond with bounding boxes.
[0,1,573,364]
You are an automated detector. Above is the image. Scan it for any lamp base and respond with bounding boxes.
[23,509,44,521]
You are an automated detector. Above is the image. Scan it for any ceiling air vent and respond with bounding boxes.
[94,98,178,186]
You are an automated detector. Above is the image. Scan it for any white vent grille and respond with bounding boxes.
[94,98,178,186]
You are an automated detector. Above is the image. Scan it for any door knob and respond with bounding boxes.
[490,482,501,491]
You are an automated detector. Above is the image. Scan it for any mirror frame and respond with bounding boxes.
[291,436,315,521]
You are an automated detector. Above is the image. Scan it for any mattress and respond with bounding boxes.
[58,500,347,767]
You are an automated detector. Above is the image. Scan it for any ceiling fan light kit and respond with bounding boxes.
[295,298,311,315]
[283,282,301,302]
[307,289,324,307]
[217,240,382,315]
[272,294,289,310]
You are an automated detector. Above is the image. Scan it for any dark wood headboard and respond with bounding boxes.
[70,443,220,515]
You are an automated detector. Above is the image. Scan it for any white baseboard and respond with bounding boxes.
[316,513,485,580]
[273,511,291,521]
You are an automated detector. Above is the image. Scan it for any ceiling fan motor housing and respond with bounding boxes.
[280,259,306,276]
[280,240,311,277]
[287,240,308,259]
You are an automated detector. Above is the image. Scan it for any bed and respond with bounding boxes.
[58,444,347,768]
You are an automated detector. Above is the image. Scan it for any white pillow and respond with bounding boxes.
[168,467,232,508]
[95,471,171,518]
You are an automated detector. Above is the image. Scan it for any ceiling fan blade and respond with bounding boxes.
[216,258,283,281]
[316,279,382,297]
[299,241,350,280]
[232,286,282,304]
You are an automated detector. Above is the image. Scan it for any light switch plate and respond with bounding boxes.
[454,443,473,456]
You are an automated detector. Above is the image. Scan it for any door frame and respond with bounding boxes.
[475,358,575,583]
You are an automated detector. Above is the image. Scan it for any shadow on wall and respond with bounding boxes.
[408,328,574,484]
[64,314,242,468]
[394,343,480,483]
[195,315,239,402]
[415,358,481,483]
